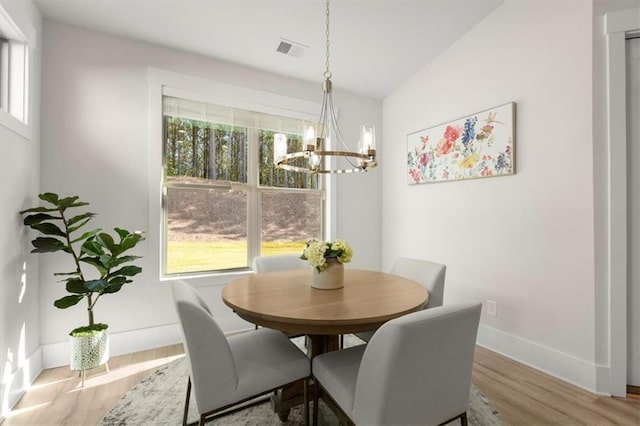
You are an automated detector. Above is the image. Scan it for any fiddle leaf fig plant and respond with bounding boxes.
[20,192,144,335]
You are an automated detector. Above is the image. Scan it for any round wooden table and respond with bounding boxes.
[222,268,428,420]
[222,268,428,356]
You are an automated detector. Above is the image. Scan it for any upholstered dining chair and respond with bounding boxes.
[253,253,308,272]
[252,253,308,334]
[356,257,446,342]
[312,302,482,426]
[171,281,311,426]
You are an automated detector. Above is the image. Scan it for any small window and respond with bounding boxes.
[0,6,31,133]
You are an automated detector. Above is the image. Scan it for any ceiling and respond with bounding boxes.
[32,0,503,99]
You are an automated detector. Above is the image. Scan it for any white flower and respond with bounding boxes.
[301,239,353,272]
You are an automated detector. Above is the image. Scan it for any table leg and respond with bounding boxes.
[308,335,339,359]
[272,334,340,420]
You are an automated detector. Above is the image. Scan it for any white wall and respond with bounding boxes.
[38,20,382,367]
[0,0,42,416]
[383,0,600,391]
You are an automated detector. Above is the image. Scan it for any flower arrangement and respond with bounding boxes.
[300,239,353,272]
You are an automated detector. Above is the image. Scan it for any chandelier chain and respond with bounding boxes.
[324,0,331,79]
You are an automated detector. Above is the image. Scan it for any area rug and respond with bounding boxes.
[101,336,503,425]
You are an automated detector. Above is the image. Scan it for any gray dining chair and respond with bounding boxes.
[252,253,308,335]
[171,281,311,426]
[356,257,446,342]
[312,302,482,426]
[253,253,308,272]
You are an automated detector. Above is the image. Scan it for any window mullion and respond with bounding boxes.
[247,127,260,264]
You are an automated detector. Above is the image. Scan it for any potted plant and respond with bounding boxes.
[300,239,352,289]
[20,192,144,378]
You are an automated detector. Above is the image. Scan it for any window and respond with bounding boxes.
[162,96,323,276]
[0,5,32,138]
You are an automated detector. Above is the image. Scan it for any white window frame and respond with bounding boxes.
[148,68,331,281]
[0,5,34,140]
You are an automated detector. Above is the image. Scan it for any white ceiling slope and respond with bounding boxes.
[33,0,503,99]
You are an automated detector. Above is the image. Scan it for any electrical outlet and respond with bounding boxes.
[486,300,497,316]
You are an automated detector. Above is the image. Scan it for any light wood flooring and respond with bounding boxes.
[1,344,639,425]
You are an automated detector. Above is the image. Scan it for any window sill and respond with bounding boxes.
[1,110,31,140]
[160,269,255,287]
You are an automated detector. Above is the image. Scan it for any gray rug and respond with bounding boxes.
[101,336,503,425]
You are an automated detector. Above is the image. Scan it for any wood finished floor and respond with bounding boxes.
[1,343,639,425]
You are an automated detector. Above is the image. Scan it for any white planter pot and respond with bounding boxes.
[311,258,344,290]
[70,329,109,371]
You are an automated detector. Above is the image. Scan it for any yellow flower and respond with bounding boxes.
[459,153,479,169]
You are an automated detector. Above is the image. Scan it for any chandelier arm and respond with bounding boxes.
[318,91,329,140]
[327,91,362,169]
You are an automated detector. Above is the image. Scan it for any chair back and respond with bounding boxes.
[390,257,446,308]
[352,303,481,425]
[253,253,307,273]
[171,281,238,413]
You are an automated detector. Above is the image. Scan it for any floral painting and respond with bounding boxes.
[407,103,515,184]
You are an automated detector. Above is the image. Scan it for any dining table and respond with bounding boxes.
[221,267,428,420]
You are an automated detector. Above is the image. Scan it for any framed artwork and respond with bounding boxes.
[406,102,515,184]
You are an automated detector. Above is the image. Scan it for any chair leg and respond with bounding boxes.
[312,381,320,426]
[304,379,310,426]
[460,412,468,426]
[183,377,191,426]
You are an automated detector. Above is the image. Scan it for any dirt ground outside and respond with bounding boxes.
[167,184,321,243]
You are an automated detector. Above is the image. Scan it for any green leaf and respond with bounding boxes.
[65,278,89,294]
[23,213,61,226]
[57,196,82,210]
[18,206,59,214]
[39,192,60,205]
[68,221,89,235]
[99,253,114,269]
[114,227,130,240]
[109,265,142,278]
[30,222,66,237]
[109,255,141,268]
[79,257,108,276]
[70,228,100,244]
[67,201,90,208]
[68,212,96,227]
[81,240,104,257]
[102,277,129,294]
[54,294,83,309]
[117,232,144,255]
[53,271,81,276]
[31,237,69,253]
[85,279,108,292]
[96,233,116,254]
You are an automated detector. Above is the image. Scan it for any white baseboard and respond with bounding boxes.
[477,324,608,395]
[42,323,182,369]
[1,347,42,418]
[41,313,253,369]
[595,363,613,395]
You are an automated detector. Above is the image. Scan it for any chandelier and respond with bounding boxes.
[274,0,377,174]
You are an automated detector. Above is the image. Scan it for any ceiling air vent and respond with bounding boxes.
[276,38,306,58]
